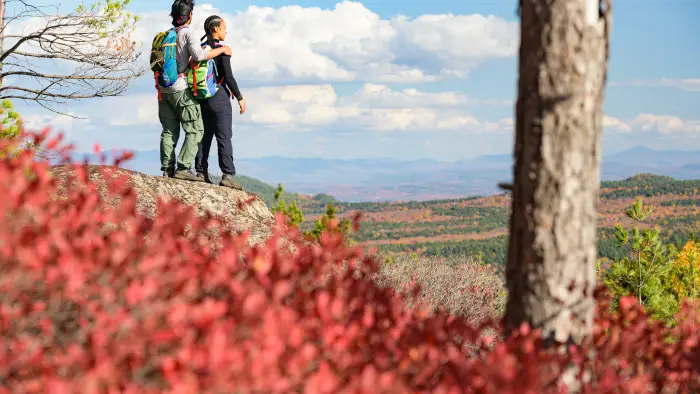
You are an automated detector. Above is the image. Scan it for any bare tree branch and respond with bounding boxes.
[1,85,124,99]
[1,70,139,81]
[0,0,145,115]
[2,2,56,33]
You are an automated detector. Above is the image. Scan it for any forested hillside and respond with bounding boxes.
[210,174,337,207]
[293,174,700,265]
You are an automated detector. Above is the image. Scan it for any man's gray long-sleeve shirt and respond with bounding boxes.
[160,25,208,94]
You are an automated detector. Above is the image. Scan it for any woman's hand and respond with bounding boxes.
[238,99,247,115]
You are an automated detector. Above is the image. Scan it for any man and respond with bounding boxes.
[157,0,232,181]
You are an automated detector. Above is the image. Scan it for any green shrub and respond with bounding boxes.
[272,183,353,243]
[271,183,304,226]
[603,198,699,325]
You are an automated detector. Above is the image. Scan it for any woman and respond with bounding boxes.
[194,15,247,190]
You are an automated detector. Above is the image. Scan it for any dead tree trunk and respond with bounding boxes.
[504,0,612,345]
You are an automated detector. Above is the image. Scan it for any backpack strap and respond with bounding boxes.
[212,57,219,77]
[154,72,163,101]
[205,44,225,88]
[173,26,190,81]
[192,63,199,97]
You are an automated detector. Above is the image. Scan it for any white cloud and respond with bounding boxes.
[611,78,700,92]
[482,118,513,132]
[244,84,356,126]
[389,13,517,76]
[603,116,632,132]
[22,113,83,133]
[97,83,510,134]
[603,114,700,134]
[631,114,700,134]
[603,113,700,134]
[131,1,518,83]
[348,83,467,108]
[477,99,514,107]
[359,108,438,131]
[108,96,160,127]
[4,0,520,152]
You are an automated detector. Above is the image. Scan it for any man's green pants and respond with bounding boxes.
[158,89,204,172]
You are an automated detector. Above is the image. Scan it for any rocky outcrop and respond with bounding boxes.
[50,165,275,246]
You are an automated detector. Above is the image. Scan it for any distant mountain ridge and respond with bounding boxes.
[70,146,700,202]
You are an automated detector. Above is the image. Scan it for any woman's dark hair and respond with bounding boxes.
[201,15,223,48]
[171,0,195,27]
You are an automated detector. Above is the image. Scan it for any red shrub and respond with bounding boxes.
[0,130,699,393]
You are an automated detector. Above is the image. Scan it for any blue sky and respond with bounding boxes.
[9,0,700,161]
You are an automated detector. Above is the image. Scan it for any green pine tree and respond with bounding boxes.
[271,185,354,245]
[603,198,679,324]
[271,183,304,226]
[308,203,353,244]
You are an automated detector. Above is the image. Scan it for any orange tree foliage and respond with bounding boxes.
[0,129,699,393]
[671,240,700,301]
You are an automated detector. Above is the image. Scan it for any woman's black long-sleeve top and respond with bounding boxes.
[209,39,243,101]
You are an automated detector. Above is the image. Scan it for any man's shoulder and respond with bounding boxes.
[175,25,195,39]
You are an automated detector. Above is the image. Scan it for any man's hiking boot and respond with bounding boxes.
[172,169,203,182]
[163,169,175,178]
[197,172,214,184]
[219,174,243,190]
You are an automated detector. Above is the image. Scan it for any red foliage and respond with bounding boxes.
[0,130,699,393]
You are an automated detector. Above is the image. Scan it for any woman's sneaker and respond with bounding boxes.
[196,171,214,184]
[219,174,243,190]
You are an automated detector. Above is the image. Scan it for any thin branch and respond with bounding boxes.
[9,50,112,64]
[1,85,125,99]
[1,70,139,81]
[0,0,145,112]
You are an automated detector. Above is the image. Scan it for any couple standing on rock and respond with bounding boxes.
[150,0,246,190]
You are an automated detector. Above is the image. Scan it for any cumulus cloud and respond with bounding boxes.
[631,114,700,134]
[603,116,632,132]
[243,84,357,126]
[100,83,511,133]
[22,113,83,132]
[482,118,514,132]
[5,0,520,150]
[347,83,467,108]
[108,96,161,127]
[388,13,517,77]
[131,1,518,83]
[602,114,700,134]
